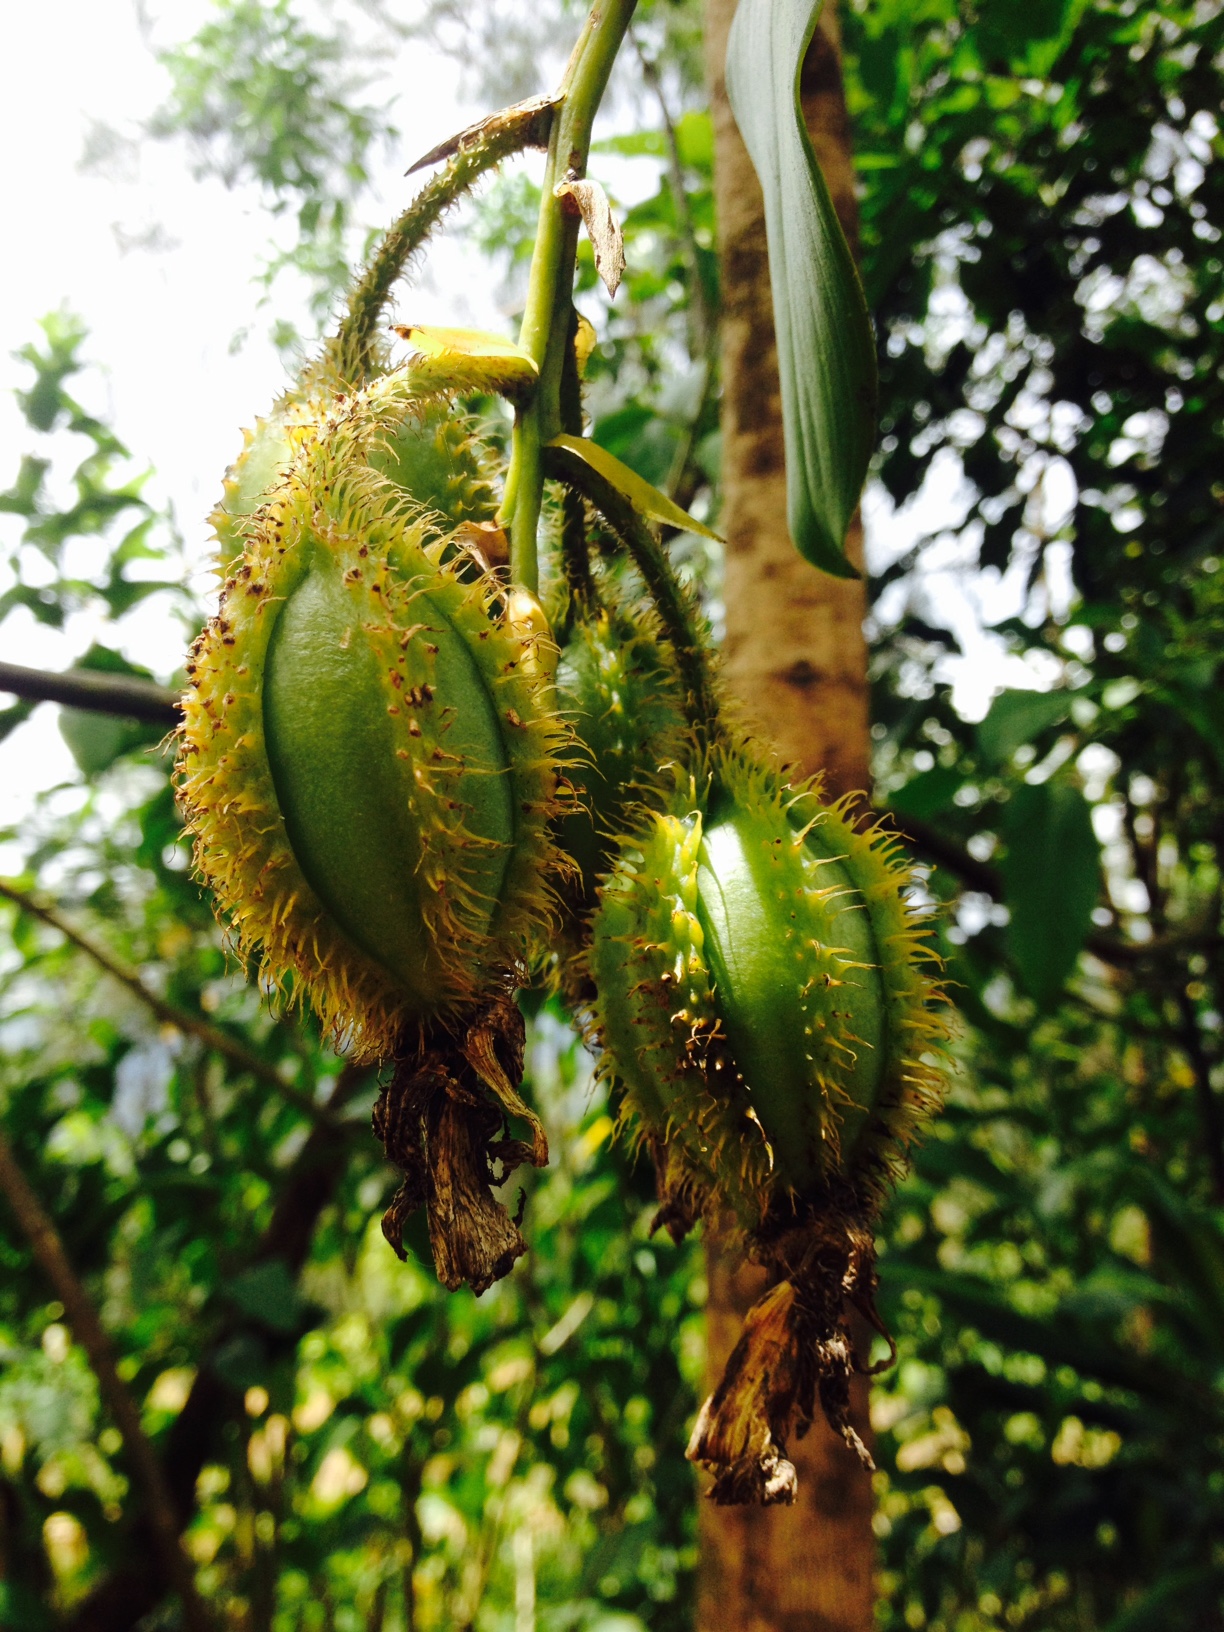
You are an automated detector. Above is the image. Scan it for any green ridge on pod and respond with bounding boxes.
[554,599,693,906]
[588,745,946,1229]
[177,391,568,1060]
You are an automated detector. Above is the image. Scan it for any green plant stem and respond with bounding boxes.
[503,0,638,592]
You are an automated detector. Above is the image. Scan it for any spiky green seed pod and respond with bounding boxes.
[554,600,693,906]
[588,743,945,1232]
[210,379,498,569]
[178,393,566,1060]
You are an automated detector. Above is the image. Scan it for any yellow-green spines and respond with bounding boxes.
[554,601,692,903]
[368,402,497,532]
[177,395,567,1059]
[588,745,946,1230]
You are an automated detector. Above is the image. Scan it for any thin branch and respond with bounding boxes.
[887,812,1002,896]
[629,31,719,504]
[0,879,331,1126]
[0,661,179,725]
[0,1129,215,1632]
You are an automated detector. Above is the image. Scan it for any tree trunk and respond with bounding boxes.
[698,3,875,1627]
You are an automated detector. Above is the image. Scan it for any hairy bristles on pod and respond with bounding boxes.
[586,740,948,1237]
[177,392,570,1060]
[552,594,694,920]
[586,739,949,1497]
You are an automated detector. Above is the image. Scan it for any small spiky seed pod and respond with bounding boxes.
[587,740,948,1500]
[554,598,693,910]
[210,371,498,568]
[177,390,567,1063]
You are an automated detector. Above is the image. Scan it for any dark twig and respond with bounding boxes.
[0,1130,216,1632]
[630,32,714,361]
[0,660,179,725]
[0,879,330,1125]
[888,812,1002,897]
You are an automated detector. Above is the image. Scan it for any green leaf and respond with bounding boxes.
[1153,681,1224,774]
[593,112,712,172]
[226,1259,303,1334]
[394,325,539,398]
[977,688,1071,764]
[725,0,877,578]
[1000,780,1100,1007]
[548,434,721,540]
[1103,1566,1224,1632]
[0,455,49,519]
[888,764,963,821]
[59,711,165,778]
[58,645,169,776]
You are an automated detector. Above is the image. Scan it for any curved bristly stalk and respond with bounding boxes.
[211,97,561,565]
[327,96,560,388]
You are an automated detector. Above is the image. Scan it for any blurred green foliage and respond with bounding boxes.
[152,0,393,332]
[841,0,1224,1625]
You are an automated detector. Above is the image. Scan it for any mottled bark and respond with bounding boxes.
[700,0,876,1625]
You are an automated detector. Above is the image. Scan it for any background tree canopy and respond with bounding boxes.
[1,0,1222,1628]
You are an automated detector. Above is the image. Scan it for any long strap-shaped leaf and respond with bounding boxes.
[726,0,877,579]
